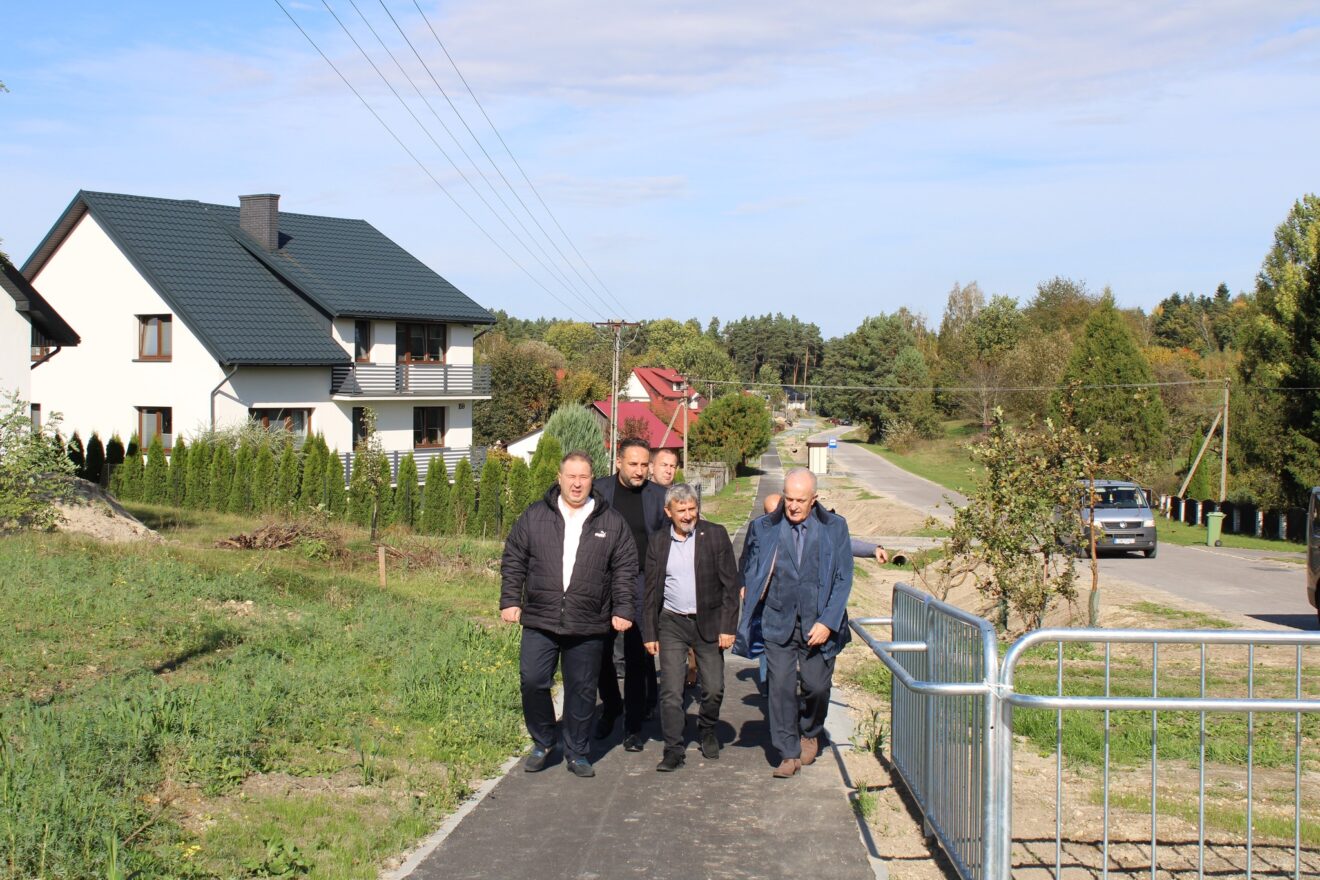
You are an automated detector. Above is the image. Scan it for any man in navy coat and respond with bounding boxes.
[735,467,853,777]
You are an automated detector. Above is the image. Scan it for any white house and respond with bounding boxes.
[23,191,493,480]
[1,256,79,428]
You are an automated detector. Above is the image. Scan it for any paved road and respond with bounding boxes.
[812,424,1318,631]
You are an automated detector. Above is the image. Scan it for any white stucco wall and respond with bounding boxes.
[0,304,30,403]
[27,213,227,445]
[623,373,647,401]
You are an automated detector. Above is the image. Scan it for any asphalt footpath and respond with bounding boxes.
[397,449,880,880]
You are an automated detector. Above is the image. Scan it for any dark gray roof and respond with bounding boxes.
[2,255,79,346]
[22,191,494,367]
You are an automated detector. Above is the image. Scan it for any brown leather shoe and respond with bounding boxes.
[772,758,801,778]
[800,736,819,766]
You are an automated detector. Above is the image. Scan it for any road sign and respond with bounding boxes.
[828,438,837,449]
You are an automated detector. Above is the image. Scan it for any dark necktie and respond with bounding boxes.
[793,523,805,565]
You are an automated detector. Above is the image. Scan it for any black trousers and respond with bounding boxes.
[520,626,605,761]
[597,625,656,733]
[764,620,834,760]
[657,610,725,756]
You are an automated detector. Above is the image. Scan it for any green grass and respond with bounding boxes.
[853,420,983,494]
[1154,515,1305,552]
[1100,790,1320,847]
[698,472,760,531]
[1127,601,1234,629]
[0,511,524,880]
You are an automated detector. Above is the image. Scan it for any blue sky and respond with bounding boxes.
[3,1,1319,336]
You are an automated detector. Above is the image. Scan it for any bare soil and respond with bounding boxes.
[52,478,161,543]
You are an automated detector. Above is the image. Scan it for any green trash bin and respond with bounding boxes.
[1205,511,1225,547]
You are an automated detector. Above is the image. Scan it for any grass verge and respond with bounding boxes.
[1,510,524,880]
[1153,516,1304,552]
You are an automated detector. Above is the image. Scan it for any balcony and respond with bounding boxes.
[331,363,491,398]
[339,446,487,486]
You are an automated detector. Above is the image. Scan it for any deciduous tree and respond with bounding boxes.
[687,394,772,469]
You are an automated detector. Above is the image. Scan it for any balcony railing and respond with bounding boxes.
[331,363,492,397]
[340,446,486,486]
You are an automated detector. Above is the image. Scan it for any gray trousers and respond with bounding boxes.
[764,620,834,760]
[657,610,725,756]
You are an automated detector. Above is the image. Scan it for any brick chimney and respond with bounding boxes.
[239,193,280,251]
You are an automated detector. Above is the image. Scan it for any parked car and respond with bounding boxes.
[1078,479,1158,558]
[1307,488,1320,627]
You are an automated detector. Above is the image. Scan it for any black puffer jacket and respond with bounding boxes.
[500,485,638,636]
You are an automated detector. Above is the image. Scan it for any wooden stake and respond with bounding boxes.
[377,544,386,588]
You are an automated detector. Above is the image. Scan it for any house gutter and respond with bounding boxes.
[29,346,62,369]
[210,365,238,430]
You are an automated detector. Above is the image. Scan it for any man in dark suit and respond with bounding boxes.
[642,483,740,771]
[593,438,667,751]
[735,467,853,778]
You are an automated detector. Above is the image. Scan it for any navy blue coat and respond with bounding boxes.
[734,502,853,660]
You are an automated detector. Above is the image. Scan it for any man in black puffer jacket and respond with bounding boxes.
[500,450,639,778]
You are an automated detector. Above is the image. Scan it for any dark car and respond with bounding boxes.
[1079,480,1158,558]
[1307,488,1320,626]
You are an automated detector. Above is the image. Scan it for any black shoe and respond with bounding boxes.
[566,758,595,778]
[523,746,550,772]
[594,711,618,740]
[656,752,684,772]
[700,730,720,760]
[623,733,645,752]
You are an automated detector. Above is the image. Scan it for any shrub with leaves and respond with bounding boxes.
[449,457,476,535]
[298,436,328,511]
[476,454,506,538]
[142,435,169,504]
[84,432,105,486]
[503,457,531,534]
[168,436,189,506]
[114,435,144,502]
[0,391,76,530]
[527,434,562,500]
[326,449,347,516]
[208,442,234,510]
[688,393,772,469]
[186,437,212,509]
[420,457,451,534]
[392,452,419,529]
[542,404,607,475]
[67,431,85,477]
[275,440,301,512]
[251,443,277,513]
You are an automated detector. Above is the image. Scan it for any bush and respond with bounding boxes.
[84,432,105,486]
[393,453,419,529]
[420,457,451,534]
[0,391,76,530]
[114,435,144,502]
[66,431,84,477]
[208,442,234,511]
[476,455,506,538]
[186,438,212,509]
[503,458,531,533]
[528,434,562,500]
[251,443,277,513]
[168,437,189,506]
[227,441,255,514]
[142,435,169,505]
[543,404,607,475]
[450,458,475,535]
[326,450,346,516]
[298,436,328,511]
[688,394,772,469]
[275,441,301,511]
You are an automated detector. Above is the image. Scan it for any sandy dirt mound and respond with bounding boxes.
[53,478,160,543]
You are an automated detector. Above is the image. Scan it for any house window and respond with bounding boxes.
[354,320,372,363]
[413,406,445,448]
[396,322,446,363]
[138,315,172,360]
[249,408,310,442]
[138,406,173,451]
[352,407,367,449]
[29,404,41,431]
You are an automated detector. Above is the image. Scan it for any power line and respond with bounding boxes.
[689,377,1228,393]
[408,0,631,318]
[360,0,613,320]
[319,0,607,321]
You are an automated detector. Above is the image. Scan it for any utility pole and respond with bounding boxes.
[594,319,639,474]
[1220,378,1230,502]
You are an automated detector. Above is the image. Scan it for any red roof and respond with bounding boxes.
[631,366,703,407]
[591,400,689,449]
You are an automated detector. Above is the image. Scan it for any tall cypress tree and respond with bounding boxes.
[326,450,347,517]
[502,457,531,535]
[393,453,420,529]
[299,436,328,511]
[117,435,144,501]
[105,435,125,494]
[84,432,105,486]
[67,432,85,479]
[208,443,234,511]
[476,455,506,539]
[275,440,301,511]
[143,435,169,504]
[374,456,395,528]
[450,457,476,535]
[186,438,212,509]
[420,457,451,534]
[251,443,277,513]
[227,441,255,514]
[168,437,189,506]
[348,452,372,526]
[528,434,562,501]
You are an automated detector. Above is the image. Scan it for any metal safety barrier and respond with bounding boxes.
[851,585,1320,880]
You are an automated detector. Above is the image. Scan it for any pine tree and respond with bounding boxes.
[143,435,169,504]
[67,432,85,479]
[227,441,254,514]
[168,437,189,506]
[84,433,105,486]
[542,404,607,475]
[528,434,562,501]
[1054,296,1168,461]
[476,455,506,538]
[450,457,476,535]
[298,436,328,510]
[275,440,301,511]
[208,443,234,511]
[502,457,531,534]
[420,457,451,534]
[186,439,212,509]
[106,436,124,495]
[251,443,277,513]
[326,450,347,517]
[392,453,419,529]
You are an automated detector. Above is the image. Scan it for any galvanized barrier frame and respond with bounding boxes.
[852,585,1320,880]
